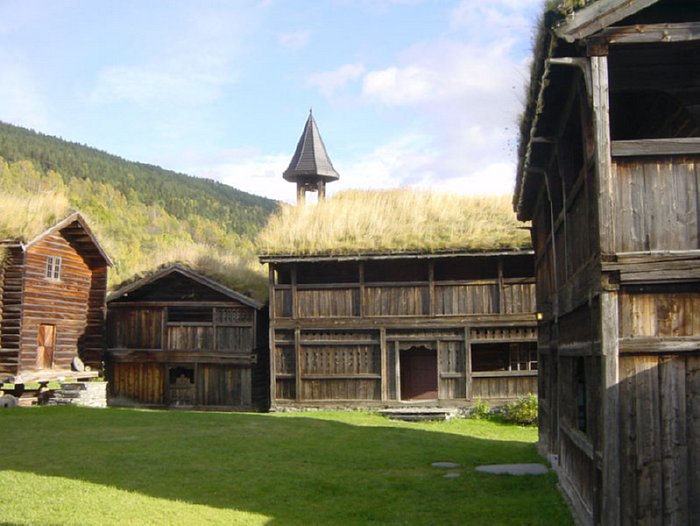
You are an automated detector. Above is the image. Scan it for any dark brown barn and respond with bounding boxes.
[0,212,111,385]
[261,250,537,409]
[106,264,267,410]
[515,0,700,523]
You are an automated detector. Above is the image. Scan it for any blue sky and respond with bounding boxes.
[0,0,542,202]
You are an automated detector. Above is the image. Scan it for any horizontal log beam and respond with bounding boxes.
[592,22,700,46]
[612,138,700,157]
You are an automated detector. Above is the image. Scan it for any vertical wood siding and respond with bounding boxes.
[613,156,700,252]
[618,354,700,525]
[112,362,164,404]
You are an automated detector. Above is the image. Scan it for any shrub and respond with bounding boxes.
[501,394,538,426]
[468,398,491,420]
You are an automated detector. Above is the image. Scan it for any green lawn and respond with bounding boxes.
[0,407,572,525]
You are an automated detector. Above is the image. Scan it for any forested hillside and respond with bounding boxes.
[0,121,277,238]
[0,122,277,300]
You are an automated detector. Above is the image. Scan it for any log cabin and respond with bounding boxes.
[259,113,538,409]
[105,264,267,410]
[0,212,111,386]
[514,0,700,524]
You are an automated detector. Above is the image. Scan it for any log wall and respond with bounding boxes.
[16,233,107,375]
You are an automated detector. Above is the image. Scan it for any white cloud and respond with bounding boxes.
[307,63,365,98]
[277,30,310,51]
[183,150,294,202]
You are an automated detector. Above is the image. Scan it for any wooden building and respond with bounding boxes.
[106,264,267,410]
[261,250,537,409]
[0,212,111,385]
[261,114,537,408]
[514,0,700,524]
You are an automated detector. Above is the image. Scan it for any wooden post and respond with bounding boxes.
[268,265,276,321]
[358,262,365,318]
[601,289,620,526]
[497,258,504,314]
[428,260,435,316]
[380,327,387,401]
[296,183,306,206]
[291,265,298,320]
[591,55,614,256]
[465,326,472,400]
[394,340,401,401]
[318,181,326,201]
[294,327,302,402]
[269,324,276,407]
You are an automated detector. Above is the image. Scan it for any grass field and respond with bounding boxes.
[0,407,572,525]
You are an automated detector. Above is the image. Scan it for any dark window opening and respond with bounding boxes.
[296,261,359,284]
[471,342,537,372]
[434,256,498,281]
[610,90,700,141]
[275,267,292,285]
[501,255,534,278]
[168,307,213,323]
[365,260,427,282]
[169,366,195,385]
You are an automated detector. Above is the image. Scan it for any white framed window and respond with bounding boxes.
[45,255,62,280]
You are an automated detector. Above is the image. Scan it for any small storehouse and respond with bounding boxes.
[515,0,700,524]
[0,212,111,385]
[259,113,538,409]
[106,264,267,410]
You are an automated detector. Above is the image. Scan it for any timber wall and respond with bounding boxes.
[268,256,538,407]
[16,234,106,375]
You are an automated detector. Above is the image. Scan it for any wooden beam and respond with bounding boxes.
[554,0,659,43]
[592,22,700,46]
[611,138,700,157]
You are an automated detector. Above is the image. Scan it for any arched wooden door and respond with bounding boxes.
[400,346,438,400]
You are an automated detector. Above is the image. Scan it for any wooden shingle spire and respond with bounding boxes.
[283,109,339,204]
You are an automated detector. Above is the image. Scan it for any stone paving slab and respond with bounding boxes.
[475,463,548,475]
[431,462,460,468]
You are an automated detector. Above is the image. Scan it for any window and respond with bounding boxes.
[45,256,62,280]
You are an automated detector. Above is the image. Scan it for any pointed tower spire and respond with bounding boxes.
[283,110,339,205]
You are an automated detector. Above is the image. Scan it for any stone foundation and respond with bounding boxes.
[48,381,107,408]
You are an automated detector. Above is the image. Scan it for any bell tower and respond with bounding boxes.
[283,110,339,205]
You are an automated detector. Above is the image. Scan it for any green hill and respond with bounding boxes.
[0,121,278,300]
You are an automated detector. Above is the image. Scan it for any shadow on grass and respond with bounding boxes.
[1,406,571,525]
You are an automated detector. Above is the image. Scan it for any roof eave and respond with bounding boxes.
[24,212,113,266]
[555,0,660,42]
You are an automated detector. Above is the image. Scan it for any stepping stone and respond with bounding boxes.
[443,472,461,479]
[475,463,548,476]
[432,462,460,469]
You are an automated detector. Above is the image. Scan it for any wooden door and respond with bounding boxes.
[36,324,56,369]
[400,347,438,400]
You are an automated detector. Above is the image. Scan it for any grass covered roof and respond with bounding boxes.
[257,189,531,257]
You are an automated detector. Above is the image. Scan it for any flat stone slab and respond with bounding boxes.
[443,472,461,478]
[432,462,460,469]
[475,463,549,476]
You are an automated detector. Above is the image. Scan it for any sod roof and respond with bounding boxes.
[256,189,531,257]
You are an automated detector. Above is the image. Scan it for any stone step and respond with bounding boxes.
[378,409,458,422]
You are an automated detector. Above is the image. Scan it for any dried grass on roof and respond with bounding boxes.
[111,247,268,303]
[257,189,531,256]
[0,192,71,242]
